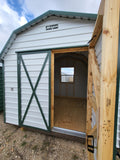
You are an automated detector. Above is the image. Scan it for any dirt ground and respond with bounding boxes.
[0,112,88,160]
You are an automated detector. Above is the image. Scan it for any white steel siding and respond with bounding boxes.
[4,16,95,126]
[117,49,120,149]
[117,88,120,148]
[10,17,95,51]
[4,55,18,125]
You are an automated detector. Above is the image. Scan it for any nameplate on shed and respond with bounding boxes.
[46,24,58,31]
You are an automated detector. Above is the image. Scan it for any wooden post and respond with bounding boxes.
[98,0,119,159]
[86,52,94,160]
[51,51,54,128]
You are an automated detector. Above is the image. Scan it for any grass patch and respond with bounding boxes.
[13,140,16,144]
[72,154,79,160]
[24,134,27,138]
[21,141,27,147]
[3,129,8,134]
[32,145,38,151]
[41,140,50,151]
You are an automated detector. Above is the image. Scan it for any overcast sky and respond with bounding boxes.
[0,0,101,52]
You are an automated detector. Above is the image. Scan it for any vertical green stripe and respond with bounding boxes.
[2,61,5,122]
[20,56,35,124]
[113,18,120,160]
[0,67,3,111]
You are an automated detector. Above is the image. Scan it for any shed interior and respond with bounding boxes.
[54,51,88,133]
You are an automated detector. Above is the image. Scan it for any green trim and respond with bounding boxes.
[16,50,51,55]
[2,61,5,122]
[21,124,51,133]
[16,44,89,54]
[113,19,120,160]
[0,10,96,60]
[15,10,96,36]
[0,66,3,111]
[49,51,51,131]
[17,54,21,125]
[19,51,50,130]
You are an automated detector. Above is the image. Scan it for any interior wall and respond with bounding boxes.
[54,53,88,98]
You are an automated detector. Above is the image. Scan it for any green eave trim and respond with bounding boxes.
[0,10,97,60]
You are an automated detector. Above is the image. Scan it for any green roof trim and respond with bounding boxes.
[0,10,97,60]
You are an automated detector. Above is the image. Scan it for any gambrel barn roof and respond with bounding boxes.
[0,10,97,60]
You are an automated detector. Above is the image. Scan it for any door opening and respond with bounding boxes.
[51,47,88,134]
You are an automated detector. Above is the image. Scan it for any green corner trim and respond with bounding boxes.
[0,66,3,111]
[2,61,5,122]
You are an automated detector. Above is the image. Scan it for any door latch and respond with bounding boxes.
[87,135,94,153]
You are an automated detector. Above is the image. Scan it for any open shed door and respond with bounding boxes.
[86,48,100,160]
[17,51,51,131]
[86,3,103,159]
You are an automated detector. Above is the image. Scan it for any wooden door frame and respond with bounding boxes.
[51,46,88,128]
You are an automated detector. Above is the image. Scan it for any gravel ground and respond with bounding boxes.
[0,112,88,160]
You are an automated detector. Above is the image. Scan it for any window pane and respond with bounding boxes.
[61,67,74,76]
[61,75,74,82]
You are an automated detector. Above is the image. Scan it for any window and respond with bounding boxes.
[61,67,74,83]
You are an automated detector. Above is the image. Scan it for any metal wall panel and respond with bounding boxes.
[116,84,120,148]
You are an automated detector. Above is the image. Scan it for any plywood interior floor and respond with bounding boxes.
[54,96,87,133]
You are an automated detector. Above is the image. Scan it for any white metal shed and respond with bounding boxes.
[0,11,97,132]
[0,10,99,140]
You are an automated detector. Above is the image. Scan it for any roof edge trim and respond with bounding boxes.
[0,10,97,60]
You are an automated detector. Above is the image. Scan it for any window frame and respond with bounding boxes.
[60,67,75,83]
